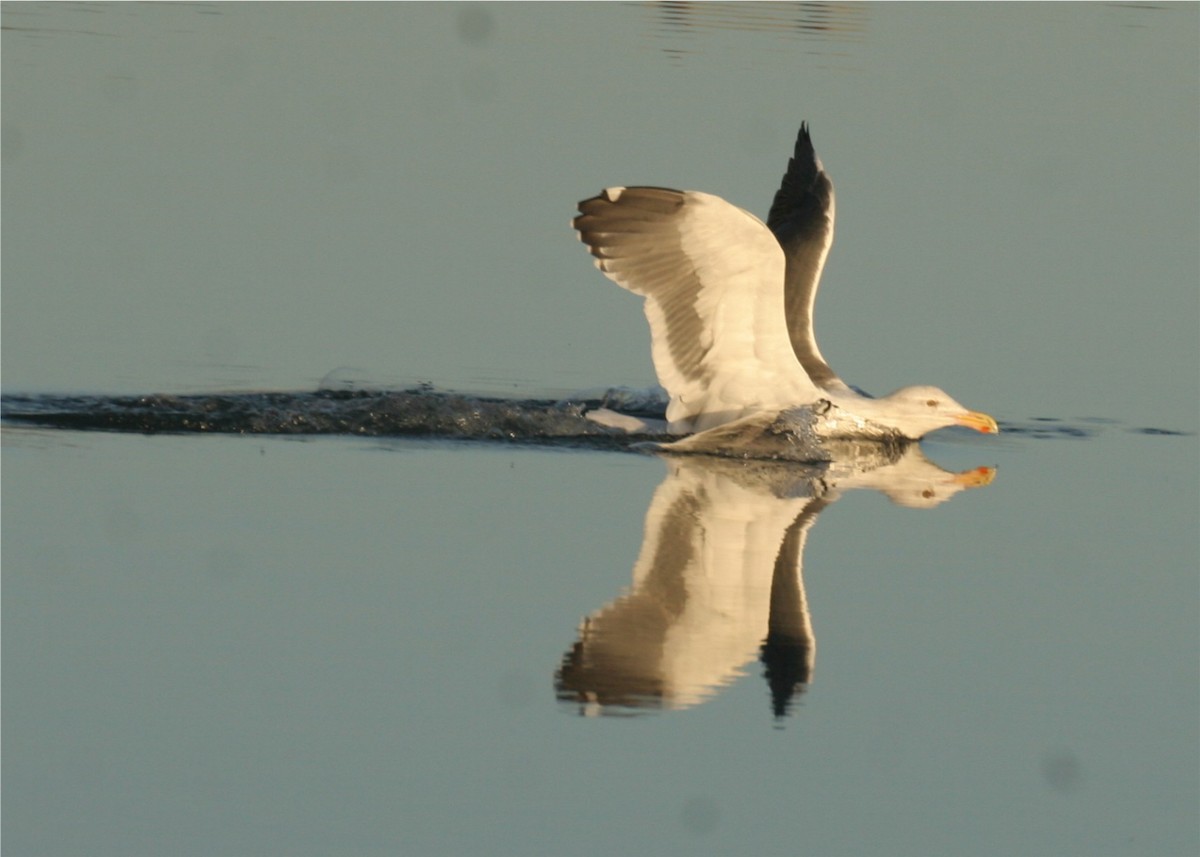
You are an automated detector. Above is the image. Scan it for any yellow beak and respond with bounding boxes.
[952,465,997,488]
[955,411,999,434]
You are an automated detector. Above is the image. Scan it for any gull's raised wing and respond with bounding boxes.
[574,186,820,434]
[767,123,849,393]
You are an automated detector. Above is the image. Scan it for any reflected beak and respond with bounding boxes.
[955,411,999,434]
[952,466,997,488]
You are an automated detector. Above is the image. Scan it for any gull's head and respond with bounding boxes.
[876,385,999,440]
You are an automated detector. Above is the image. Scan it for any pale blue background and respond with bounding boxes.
[3,4,1197,856]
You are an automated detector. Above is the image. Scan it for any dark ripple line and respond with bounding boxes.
[2,389,1192,445]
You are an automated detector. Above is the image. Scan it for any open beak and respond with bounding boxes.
[955,411,999,434]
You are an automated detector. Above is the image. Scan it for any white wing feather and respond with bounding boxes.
[575,187,821,433]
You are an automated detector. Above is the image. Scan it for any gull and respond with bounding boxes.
[573,123,998,449]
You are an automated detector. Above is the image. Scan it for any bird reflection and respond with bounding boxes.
[556,445,993,719]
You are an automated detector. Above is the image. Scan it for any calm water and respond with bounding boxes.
[3,4,1197,856]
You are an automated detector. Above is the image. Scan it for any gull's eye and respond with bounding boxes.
[926,399,939,408]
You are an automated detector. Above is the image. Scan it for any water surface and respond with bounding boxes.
[3,4,1197,856]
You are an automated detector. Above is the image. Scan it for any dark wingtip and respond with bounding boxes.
[767,121,831,239]
[793,121,816,162]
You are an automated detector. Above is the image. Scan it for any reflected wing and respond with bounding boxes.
[575,187,821,433]
[555,456,826,715]
[766,124,849,393]
[760,498,825,718]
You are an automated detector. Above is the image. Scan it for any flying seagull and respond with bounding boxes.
[573,123,998,447]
